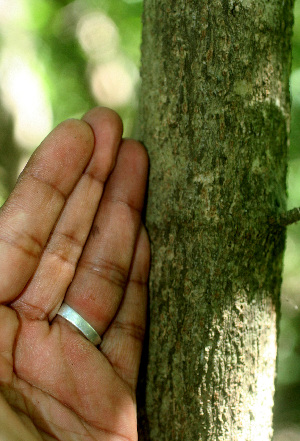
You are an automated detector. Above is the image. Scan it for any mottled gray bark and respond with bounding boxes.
[137,1,294,440]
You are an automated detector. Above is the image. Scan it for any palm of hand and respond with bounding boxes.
[0,108,149,441]
[1,311,137,441]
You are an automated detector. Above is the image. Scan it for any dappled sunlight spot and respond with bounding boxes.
[75,8,139,112]
[249,317,277,440]
[290,69,300,106]
[284,234,299,265]
[277,318,299,361]
[77,12,119,61]
[287,158,300,210]
[91,60,136,107]
[0,0,25,25]
[0,55,52,149]
[283,232,300,276]
[278,343,300,387]
[281,272,300,316]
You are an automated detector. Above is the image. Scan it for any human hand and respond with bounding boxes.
[0,108,150,441]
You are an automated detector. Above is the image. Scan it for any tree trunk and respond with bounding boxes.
[137,1,294,440]
[0,106,20,204]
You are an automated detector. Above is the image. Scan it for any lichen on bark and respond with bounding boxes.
[137,1,294,440]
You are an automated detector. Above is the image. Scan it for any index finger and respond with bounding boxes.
[0,119,95,303]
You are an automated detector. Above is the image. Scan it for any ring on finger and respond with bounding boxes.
[56,303,101,346]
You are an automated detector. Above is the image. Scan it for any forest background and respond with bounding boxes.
[0,0,299,439]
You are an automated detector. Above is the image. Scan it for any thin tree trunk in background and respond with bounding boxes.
[138,1,294,440]
[0,106,20,202]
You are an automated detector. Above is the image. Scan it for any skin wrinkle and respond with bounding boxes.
[0,234,42,259]
[13,407,45,441]
[11,276,60,320]
[90,225,100,237]
[43,246,79,271]
[101,198,143,216]
[127,277,149,288]
[106,357,136,388]
[16,229,44,254]
[82,419,134,441]
[9,381,134,441]
[7,378,84,438]
[80,257,129,291]
[84,170,107,189]
[13,301,49,321]
[10,326,136,441]
[97,349,138,407]
[15,405,77,441]
[49,231,84,251]
[25,172,68,203]
[111,320,145,343]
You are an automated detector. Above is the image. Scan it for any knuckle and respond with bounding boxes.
[113,320,145,343]
[0,227,43,260]
[81,257,128,289]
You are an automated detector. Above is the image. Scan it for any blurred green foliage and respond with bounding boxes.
[23,0,143,125]
[0,0,143,203]
[0,0,300,438]
[273,1,300,438]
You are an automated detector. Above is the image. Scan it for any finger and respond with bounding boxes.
[82,107,122,180]
[101,225,150,390]
[12,109,123,320]
[54,139,149,338]
[0,119,95,304]
[0,306,19,384]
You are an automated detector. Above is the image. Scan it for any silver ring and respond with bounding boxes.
[56,303,101,346]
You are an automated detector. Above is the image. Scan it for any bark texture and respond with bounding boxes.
[138,1,294,440]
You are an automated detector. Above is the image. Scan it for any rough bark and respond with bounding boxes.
[137,1,294,440]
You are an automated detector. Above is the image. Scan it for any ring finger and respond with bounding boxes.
[54,138,149,340]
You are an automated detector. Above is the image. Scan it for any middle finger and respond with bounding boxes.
[12,108,123,320]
